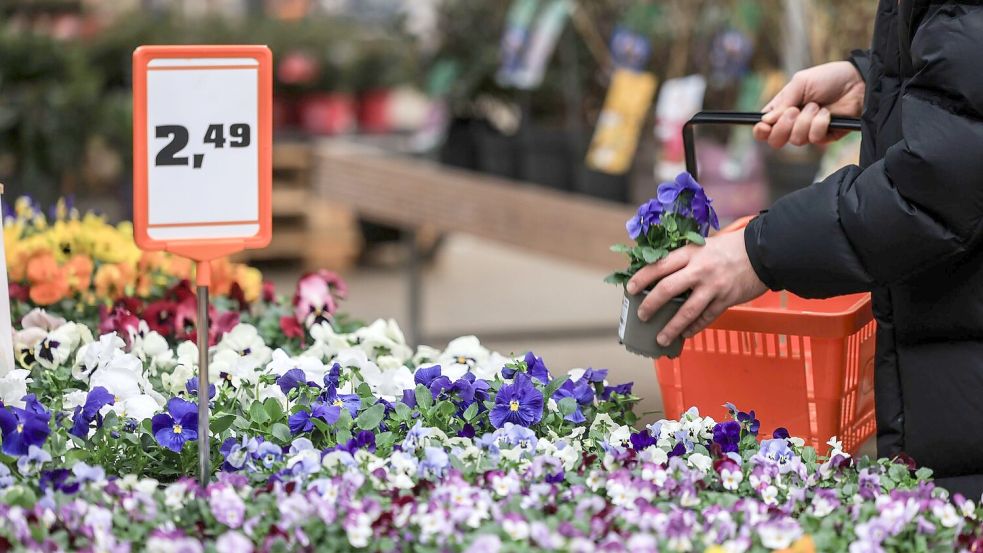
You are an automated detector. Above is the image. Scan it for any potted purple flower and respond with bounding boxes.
[606,171,718,358]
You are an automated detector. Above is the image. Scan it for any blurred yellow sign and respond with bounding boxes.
[586,69,657,175]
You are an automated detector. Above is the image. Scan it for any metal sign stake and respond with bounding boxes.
[196,262,211,484]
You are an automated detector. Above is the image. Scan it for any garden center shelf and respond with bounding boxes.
[312,138,635,346]
[233,141,361,271]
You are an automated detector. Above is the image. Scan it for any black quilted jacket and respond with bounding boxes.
[745,0,983,497]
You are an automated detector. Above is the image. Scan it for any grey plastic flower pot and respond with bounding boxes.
[618,287,686,359]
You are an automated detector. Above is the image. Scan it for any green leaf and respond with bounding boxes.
[271,423,292,443]
[543,376,569,401]
[249,401,270,425]
[641,247,668,263]
[915,467,934,480]
[685,231,706,245]
[211,414,236,434]
[462,402,478,422]
[355,403,386,430]
[609,243,632,254]
[335,408,353,431]
[415,384,433,411]
[436,400,457,418]
[888,463,909,482]
[557,396,578,416]
[335,429,353,444]
[604,272,630,285]
[394,402,412,420]
[801,447,818,464]
[264,398,284,422]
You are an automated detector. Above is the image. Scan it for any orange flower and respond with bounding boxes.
[209,258,235,297]
[25,252,69,305]
[65,255,93,293]
[94,262,135,300]
[138,251,170,274]
[777,535,816,553]
[168,256,194,281]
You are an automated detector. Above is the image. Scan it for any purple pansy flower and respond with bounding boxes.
[552,378,594,423]
[629,430,657,450]
[501,352,551,384]
[277,369,315,395]
[489,373,544,428]
[602,382,633,400]
[288,402,341,434]
[319,384,360,419]
[185,377,216,400]
[656,172,719,235]
[151,398,199,452]
[415,365,442,387]
[69,387,115,438]
[626,199,665,239]
[712,420,742,453]
[0,399,51,456]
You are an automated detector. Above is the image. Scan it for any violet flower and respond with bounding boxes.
[0,400,51,456]
[712,420,742,454]
[489,373,544,428]
[151,398,199,453]
[69,387,115,439]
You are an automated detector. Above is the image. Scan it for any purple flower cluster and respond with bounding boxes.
[625,172,719,240]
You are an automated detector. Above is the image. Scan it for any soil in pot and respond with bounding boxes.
[619,287,685,358]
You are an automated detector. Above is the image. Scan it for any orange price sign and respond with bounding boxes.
[132,45,272,482]
[133,45,272,276]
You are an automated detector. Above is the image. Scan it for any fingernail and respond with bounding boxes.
[657,334,669,346]
[626,282,637,294]
[637,308,648,322]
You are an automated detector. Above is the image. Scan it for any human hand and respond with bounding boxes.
[625,230,768,347]
[752,61,865,148]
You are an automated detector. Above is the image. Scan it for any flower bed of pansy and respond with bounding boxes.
[2,200,983,552]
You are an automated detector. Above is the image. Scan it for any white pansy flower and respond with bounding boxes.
[411,345,441,366]
[132,329,173,371]
[176,341,198,367]
[688,452,712,473]
[74,333,127,382]
[934,503,962,528]
[216,324,271,370]
[62,390,88,411]
[210,349,257,388]
[265,348,330,384]
[352,319,412,362]
[437,336,490,381]
[113,394,161,422]
[35,323,86,369]
[13,327,46,367]
[757,521,802,550]
[0,369,32,408]
[161,364,196,396]
[608,425,632,448]
[304,322,350,361]
[21,308,66,331]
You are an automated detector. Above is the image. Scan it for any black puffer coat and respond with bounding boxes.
[745,0,983,497]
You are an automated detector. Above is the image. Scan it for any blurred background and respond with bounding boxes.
[1,0,877,419]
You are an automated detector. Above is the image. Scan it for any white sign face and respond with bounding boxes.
[133,46,272,254]
[147,58,259,240]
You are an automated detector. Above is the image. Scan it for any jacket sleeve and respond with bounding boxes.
[847,49,871,83]
[745,3,983,298]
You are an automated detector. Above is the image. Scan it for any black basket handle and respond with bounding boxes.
[683,111,862,180]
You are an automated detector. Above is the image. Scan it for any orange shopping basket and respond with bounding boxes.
[654,111,876,453]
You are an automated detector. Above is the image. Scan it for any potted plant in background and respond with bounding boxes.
[606,171,718,358]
